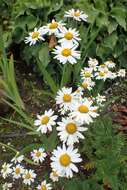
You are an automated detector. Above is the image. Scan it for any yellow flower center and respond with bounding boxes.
[41,185,47,190]
[32,32,39,39]
[59,153,71,166]
[82,82,88,89]
[41,116,49,125]
[52,171,58,177]
[63,94,72,102]
[49,22,58,29]
[64,32,73,40]
[74,11,80,17]
[78,105,89,113]
[92,109,97,112]
[99,71,105,77]
[25,172,31,179]
[15,168,20,174]
[66,122,77,134]
[100,64,106,68]
[84,71,91,78]
[36,151,41,157]
[61,48,71,57]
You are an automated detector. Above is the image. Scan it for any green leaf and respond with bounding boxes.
[38,44,50,69]
[103,32,118,50]
[111,7,126,30]
[20,143,43,155]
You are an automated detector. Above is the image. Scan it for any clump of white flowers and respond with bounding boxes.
[1,7,126,189]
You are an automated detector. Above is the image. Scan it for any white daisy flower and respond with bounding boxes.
[58,27,80,45]
[51,144,82,178]
[117,69,126,77]
[37,180,52,190]
[34,109,57,134]
[55,87,77,114]
[81,78,95,91]
[80,67,93,80]
[64,9,88,22]
[50,170,59,182]
[104,60,115,68]
[69,98,99,125]
[31,148,47,163]
[96,94,106,106]
[11,154,24,164]
[22,169,36,185]
[88,57,98,71]
[74,87,83,99]
[1,163,12,179]
[25,28,45,46]
[2,183,12,190]
[42,19,65,35]
[57,117,87,145]
[107,71,117,79]
[53,43,80,65]
[95,70,108,81]
[12,164,24,179]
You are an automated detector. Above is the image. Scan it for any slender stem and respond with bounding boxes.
[0,142,38,166]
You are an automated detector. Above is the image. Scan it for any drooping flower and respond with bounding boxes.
[51,144,82,178]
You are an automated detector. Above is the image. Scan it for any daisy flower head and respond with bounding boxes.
[81,78,95,91]
[50,170,59,182]
[95,94,106,106]
[104,60,115,68]
[57,117,87,145]
[2,183,12,190]
[43,19,65,36]
[117,69,126,77]
[55,87,77,114]
[11,154,24,164]
[25,28,45,46]
[1,162,12,179]
[12,164,24,179]
[95,69,108,81]
[88,57,98,71]
[107,71,117,79]
[69,98,99,125]
[64,9,88,22]
[53,43,80,65]
[34,109,57,134]
[37,180,52,190]
[31,148,47,163]
[22,169,36,185]
[58,27,81,45]
[51,144,82,178]
[80,67,93,80]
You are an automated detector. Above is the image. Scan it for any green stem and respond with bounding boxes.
[0,142,38,166]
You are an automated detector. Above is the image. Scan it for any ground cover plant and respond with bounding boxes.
[0,0,127,190]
